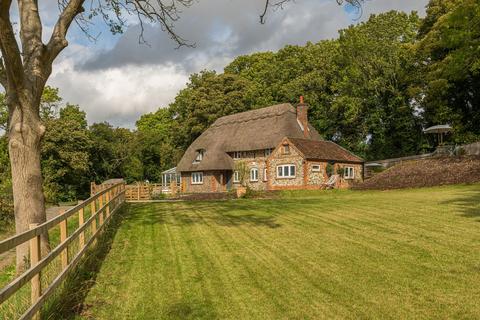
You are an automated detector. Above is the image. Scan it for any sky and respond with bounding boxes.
[35,0,430,128]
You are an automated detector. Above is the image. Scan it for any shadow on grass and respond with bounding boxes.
[125,198,332,230]
[41,206,127,319]
[441,185,480,221]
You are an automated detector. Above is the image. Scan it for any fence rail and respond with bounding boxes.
[124,183,180,201]
[0,182,125,319]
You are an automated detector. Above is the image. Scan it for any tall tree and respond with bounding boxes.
[42,104,92,203]
[417,0,480,143]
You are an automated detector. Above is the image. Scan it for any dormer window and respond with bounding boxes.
[193,149,205,163]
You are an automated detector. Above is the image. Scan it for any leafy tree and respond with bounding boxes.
[333,11,423,159]
[41,104,92,203]
[136,108,180,181]
[417,0,480,143]
[89,122,141,183]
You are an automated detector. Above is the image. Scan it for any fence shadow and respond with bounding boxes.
[441,185,480,221]
[42,206,127,319]
[126,199,319,229]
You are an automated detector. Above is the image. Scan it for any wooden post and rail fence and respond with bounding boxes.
[0,182,125,320]
[92,181,179,201]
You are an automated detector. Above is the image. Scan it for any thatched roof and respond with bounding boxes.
[177,103,322,172]
[288,137,364,163]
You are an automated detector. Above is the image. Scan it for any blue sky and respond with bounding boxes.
[32,0,430,128]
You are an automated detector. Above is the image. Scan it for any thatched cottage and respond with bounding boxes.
[176,100,364,193]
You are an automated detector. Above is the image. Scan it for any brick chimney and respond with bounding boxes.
[296,96,310,138]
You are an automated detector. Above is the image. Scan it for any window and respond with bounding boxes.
[233,151,241,159]
[193,149,205,163]
[276,164,296,178]
[264,148,272,157]
[312,164,321,172]
[250,168,258,182]
[191,172,203,184]
[283,144,290,154]
[344,167,355,179]
[263,168,268,181]
[233,171,240,183]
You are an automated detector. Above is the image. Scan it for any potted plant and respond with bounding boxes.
[234,162,249,198]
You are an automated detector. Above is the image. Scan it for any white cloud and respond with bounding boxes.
[49,57,188,128]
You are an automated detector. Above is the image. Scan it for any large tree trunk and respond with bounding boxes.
[8,96,49,272]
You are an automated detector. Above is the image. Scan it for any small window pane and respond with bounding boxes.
[290,165,295,176]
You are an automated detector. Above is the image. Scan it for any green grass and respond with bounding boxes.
[70,184,480,319]
[26,184,480,318]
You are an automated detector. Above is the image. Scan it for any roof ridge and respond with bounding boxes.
[212,103,295,127]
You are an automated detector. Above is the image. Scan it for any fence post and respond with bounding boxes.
[79,207,85,248]
[60,217,68,270]
[98,193,104,227]
[137,184,140,201]
[91,198,97,243]
[105,190,110,217]
[29,223,41,320]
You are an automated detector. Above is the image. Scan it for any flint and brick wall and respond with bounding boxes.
[267,144,305,190]
[232,149,269,191]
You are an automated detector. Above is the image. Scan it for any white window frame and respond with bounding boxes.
[263,168,268,181]
[191,172,204,184]
[344,167,355,179]
[276,164,296,178]
[233,151,241,159]
[233,171,240,183]
[283,145,290,154]
[250,168,259,182]
[312,164,321,172]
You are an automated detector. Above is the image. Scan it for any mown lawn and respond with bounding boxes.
[77,184,480,319]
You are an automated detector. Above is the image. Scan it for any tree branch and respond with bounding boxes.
[0,56,7,88]
[260,0,365,24]
[46,0,85,64]
[0,0,25,92]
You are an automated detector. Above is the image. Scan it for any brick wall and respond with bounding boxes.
[182,171,227,193]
